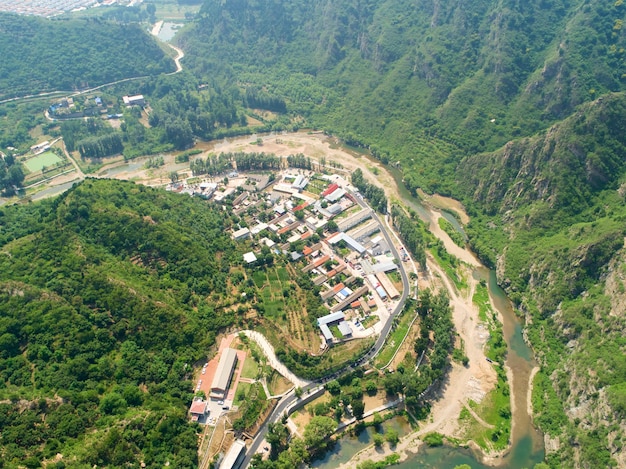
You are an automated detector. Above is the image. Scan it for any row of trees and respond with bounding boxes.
[190,151,311,176]
[0,154,25,195]
[391,205,428,269]
[351,168,387,213]
[76,133,124,159]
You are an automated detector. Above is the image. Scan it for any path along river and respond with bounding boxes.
[320,154,545,468]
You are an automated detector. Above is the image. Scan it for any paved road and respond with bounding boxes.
[239,188,410,468]
[1,42,184,105]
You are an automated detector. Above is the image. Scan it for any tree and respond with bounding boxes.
[303,416,336,450]
[267,422,289,459]
[169,171,179,183]
[326,220,338,232]
[373,433,384,447]
[351,398,365,420]
[326,380,341,395]
[385,428,399,446]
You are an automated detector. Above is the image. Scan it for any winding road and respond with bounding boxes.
[1,41,184,106]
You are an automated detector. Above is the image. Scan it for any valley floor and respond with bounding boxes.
[12,130,520,465]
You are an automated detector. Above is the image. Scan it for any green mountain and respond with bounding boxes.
[177,1,626,467]
[0,14,175,99]
[0,179,241,467]
[180,0,626,188]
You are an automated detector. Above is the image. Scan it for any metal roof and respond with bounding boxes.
[337,321,352,337]
[220,439,246,469]
[317,311,345,325]
[211,348,238,392]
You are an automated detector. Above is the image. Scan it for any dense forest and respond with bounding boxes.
[0,14,175,99]
[175,1,626,467]
[0,179,245,467]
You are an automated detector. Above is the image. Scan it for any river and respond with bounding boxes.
[351,154,545,467]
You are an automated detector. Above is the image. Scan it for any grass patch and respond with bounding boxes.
[472,280,491,322]
[23,151,63,172]
[276,267,290,282]
[462,372,511,452]
[305,177,327,195]
[234,381,253,406]
[387,271,401,283]
[430,245,467,291]
[438,217,466,247]
[252,269,267,288]
[361,315,380,329]
[240,354,259,379]
[375,306,414,368]
[233,382,269,431]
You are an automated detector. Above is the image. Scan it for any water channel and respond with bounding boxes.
[311,151,545,468]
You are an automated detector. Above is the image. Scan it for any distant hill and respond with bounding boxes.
[179,0,626,190]
[0,14,175,99]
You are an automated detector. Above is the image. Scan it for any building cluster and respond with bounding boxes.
[0,0,127,16]
[189,347,239,424]
[48,96,105,119]
[222,170,403,347]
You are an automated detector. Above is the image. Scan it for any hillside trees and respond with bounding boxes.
[0,179,243,467]
[0,155,25,195]
[0,14,175,99]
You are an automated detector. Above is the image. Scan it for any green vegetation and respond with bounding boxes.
[429,241,466,291]
[379,291,455,417]
[1,0,625,465]
[423,432,444,447]
[23,151,63,173]
[0,14,174,99]
[437,217,465,248]
[351,168,387,213]
[0,179,249,467]
[240,355,260,380]
[0,153,25,195]
[391,205,429,268]
[232,382,269,432]
[356,454,400,469]
[375,301,415,368]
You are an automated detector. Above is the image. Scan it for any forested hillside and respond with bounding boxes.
[460,94,626,468]
[0,179,242,467]
[0,14,175,99]
[177,1,626,467]
[179,0,626,192]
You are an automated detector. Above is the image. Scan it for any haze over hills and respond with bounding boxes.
[176,1,626,467]
[0,13,175,99]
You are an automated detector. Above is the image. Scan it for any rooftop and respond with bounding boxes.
[243,252,257,264]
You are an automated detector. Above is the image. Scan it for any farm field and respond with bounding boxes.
[252,264,320,352]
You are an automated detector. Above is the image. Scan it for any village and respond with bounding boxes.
[169,167,412,469]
